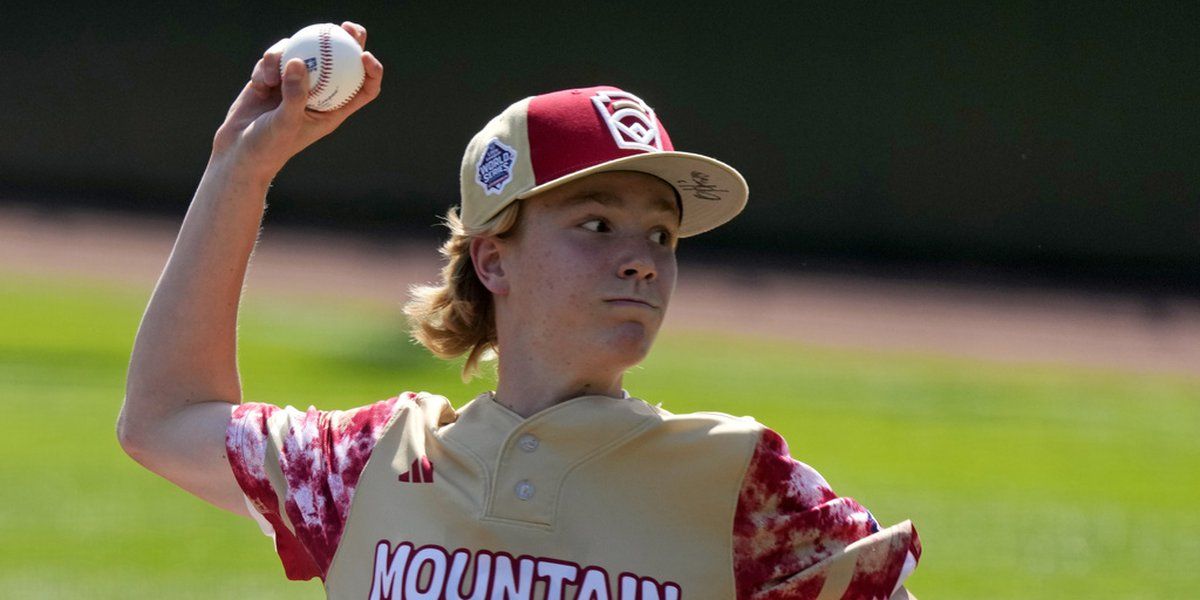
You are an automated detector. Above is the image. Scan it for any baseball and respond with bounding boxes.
[279,23,366,112]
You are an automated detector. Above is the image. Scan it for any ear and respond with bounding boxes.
[469,236,510,296]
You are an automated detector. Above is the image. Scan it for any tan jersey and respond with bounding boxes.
[227,392,920,599]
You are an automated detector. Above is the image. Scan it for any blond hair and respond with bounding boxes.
[404,203,522,380]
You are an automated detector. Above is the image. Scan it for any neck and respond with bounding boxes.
[493,355,624,418]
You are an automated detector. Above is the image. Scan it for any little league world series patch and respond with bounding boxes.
[476,138,517,195]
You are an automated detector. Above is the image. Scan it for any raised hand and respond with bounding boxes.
[211,21,383,181]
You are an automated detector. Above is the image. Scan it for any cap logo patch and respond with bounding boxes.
[591,90,663,153]
[475,138,517,196]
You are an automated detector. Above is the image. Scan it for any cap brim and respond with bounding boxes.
[515,152,748,238]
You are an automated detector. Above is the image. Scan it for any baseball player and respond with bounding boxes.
[120,22,920,599]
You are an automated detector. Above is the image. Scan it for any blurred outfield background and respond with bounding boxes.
[2,2,1199,599]
[1,2,1196,283]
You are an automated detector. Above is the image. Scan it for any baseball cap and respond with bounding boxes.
[459,85,748,238]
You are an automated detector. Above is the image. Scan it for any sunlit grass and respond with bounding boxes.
[1,271,1196,598]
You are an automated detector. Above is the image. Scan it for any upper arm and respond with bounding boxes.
[121,394,408,580]
[732,427,921,599]
[119,400,248,516]
[222,397,409,580]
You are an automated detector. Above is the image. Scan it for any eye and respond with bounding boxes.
[580,218,611,233]
[650,228,675,246]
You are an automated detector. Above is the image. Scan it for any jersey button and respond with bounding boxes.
[517,433,540,452]
[515,480,535,501]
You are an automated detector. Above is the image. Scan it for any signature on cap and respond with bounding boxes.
[677,171,727,201]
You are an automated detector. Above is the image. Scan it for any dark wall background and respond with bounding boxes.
[2,2,1197,286]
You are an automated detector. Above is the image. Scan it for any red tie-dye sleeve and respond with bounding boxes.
[733,428,922,600]
[225,393,411,581]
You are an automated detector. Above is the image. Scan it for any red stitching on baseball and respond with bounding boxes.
[308,25,333,100]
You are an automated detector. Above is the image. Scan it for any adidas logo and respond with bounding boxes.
[397,456,435,484]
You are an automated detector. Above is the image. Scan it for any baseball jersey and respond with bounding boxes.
[226,391,921,599]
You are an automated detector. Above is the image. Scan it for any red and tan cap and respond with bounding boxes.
[459,86,748,238]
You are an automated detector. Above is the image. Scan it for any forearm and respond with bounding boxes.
[124,152,272,425]
[114,22,380,513]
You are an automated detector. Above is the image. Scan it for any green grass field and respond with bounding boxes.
[1,270,1197,598]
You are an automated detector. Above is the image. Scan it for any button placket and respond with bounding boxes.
[511,432,539,501]
[480,394,655,525]
[518,433,540,452]
[514,480,535,500]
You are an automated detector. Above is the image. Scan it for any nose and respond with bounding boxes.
[617,252,657,282]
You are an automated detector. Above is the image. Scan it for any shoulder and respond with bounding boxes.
[628,405,770,476]
[648,404,765,435]
[223,391,456,582]
[728,424,922,599]
[642,404,765,446]
[636,404,825,481]
[230,391,452,442]
[644,411,833,505]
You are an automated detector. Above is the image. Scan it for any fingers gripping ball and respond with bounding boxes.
[280,23,366,112]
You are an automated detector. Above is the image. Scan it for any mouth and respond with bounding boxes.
[604,297,659,309]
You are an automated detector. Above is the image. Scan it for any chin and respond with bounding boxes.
[602,322,658,366]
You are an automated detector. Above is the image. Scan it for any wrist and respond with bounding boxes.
[205,149,278,190]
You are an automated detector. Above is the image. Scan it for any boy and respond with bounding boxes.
[120,22,919,599]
